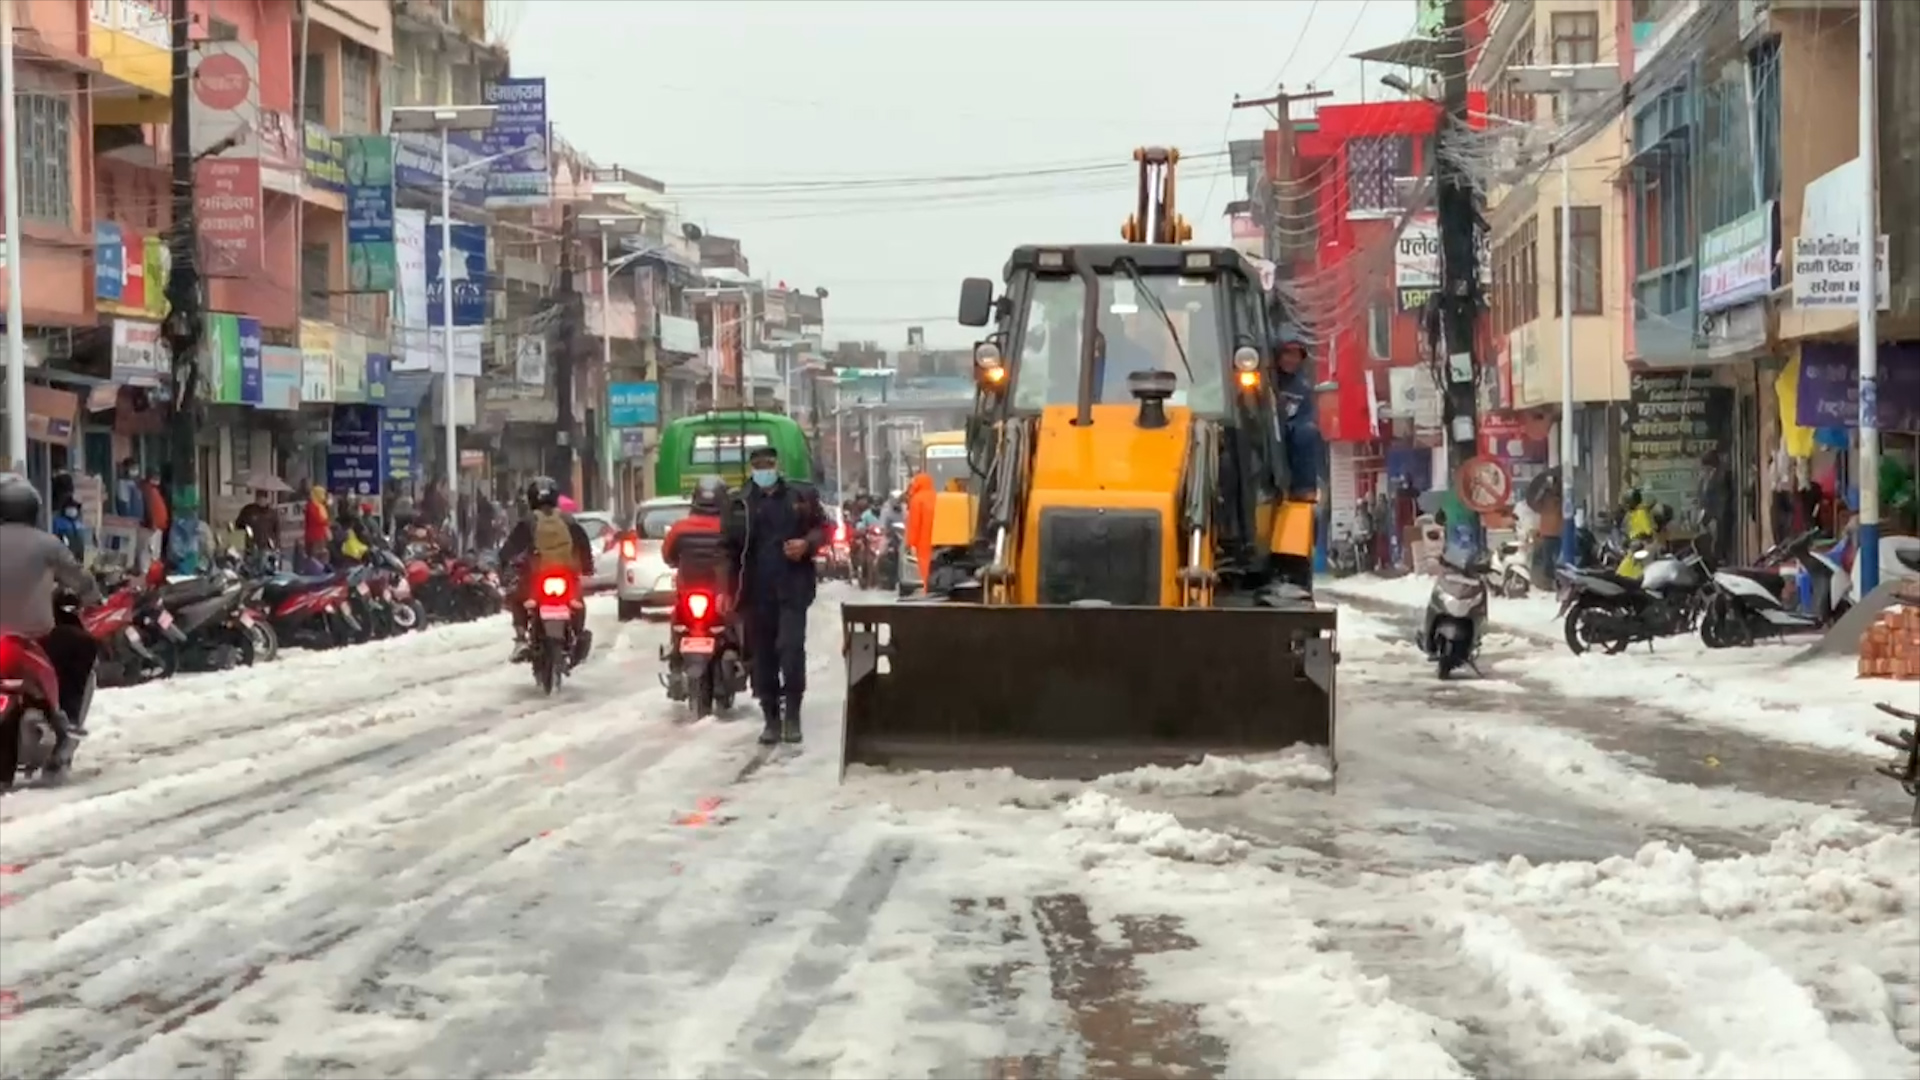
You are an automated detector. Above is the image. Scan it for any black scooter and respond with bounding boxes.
[660,583,747,718]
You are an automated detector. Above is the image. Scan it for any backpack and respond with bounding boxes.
[532,509,575,568]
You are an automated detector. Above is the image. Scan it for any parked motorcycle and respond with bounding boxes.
[261,569,360,651]
[1557,546,1707,655]
[1699,528,1853,647]
[81,563,177,687]
[1419,554,1491,679]
[660,584,747,717]
[1490,538,1531,598]
[1871,701,1919,828]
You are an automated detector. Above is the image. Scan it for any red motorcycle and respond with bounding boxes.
[0,630,85,790]
[262,570,359,650]
[82,562,176,687]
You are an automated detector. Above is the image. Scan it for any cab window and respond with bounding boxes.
[1013,273,1225,413]
[923,445,971,491]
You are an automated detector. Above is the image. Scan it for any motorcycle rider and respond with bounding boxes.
[0,473,103,737]
[662,475,734,597]
[497,477,595,664]
[724,444,828,745]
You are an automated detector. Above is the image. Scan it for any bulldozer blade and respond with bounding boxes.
[840,601,1338,781]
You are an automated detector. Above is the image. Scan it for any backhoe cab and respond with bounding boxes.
[839,146,1339,782]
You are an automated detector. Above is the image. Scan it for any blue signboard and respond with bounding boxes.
[366,352,390,404]
[393,130,487,209]
[427,221,487,327]
[238,317,263,405]
[95,222,124,302]
[381,407,419,483]
[327,403,383,496]
[481,78,550,207]
[607,382,659,427]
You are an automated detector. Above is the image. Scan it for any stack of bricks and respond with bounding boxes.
[1858,580,1920,680]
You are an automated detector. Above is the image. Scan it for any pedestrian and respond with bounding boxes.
[234,489,280,554]
[49,473,88,561]
[1697,448,1735,560]
[303,483,332,564]
[724,443,829,746]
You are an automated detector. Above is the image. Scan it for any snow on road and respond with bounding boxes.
[1324,573,1912,756]
[1,586,1914,1079]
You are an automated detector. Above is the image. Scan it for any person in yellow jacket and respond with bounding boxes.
[1617,488,1666,580]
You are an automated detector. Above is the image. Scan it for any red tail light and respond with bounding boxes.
[684,590,713,622]
[620,534,638,560]
[539,574,571,600]
[835,523,847,542]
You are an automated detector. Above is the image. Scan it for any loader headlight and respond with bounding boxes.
[974,342,1007,391]
[1233,345,1260,372]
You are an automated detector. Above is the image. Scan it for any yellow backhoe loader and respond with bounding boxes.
[840,147,1339,781]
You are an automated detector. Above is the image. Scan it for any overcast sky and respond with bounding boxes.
[504,0,1421,349]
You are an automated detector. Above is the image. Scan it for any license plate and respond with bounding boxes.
[538,604,571,621]
[681,636,715,655]
[156,611,174,629]
[357,582,371,596]
[239,611,256,628]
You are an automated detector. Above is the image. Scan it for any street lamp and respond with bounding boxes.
[1510,64,1620,568]
[388,104,497,546]
[582,213,648,517]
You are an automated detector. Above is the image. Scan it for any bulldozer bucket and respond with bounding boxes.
[840,601,1338,781]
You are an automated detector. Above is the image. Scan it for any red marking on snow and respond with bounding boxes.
[0,864,26,876]
[538,830,553,839]
[0,990,20,1019]
[674,795,727,827]
[0,893,16,909]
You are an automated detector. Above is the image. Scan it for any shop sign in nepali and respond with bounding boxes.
[343,134,396,292]
[1696,202,1775,313]
[327,403,383,497]
[1791,233,1889,310]
[259,346,301,410]
[481,78,551,207]
[1796,342,1920,432]
[381,407,419,482]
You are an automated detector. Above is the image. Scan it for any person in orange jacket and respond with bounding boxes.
[904,471,937,588]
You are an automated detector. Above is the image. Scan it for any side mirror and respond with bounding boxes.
[958,277,994,327]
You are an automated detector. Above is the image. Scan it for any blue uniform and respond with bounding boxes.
[1276,369,1322,501]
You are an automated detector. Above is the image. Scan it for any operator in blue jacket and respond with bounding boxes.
[1269,323,1324,594]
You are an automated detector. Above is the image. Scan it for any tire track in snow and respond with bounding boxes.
[1,691,732,1080]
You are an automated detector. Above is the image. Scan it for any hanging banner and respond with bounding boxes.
[238,316,263,405]
[300,320,337,404]
[344,134,396,292]
[203,312,243,404]
[426,220,487,327]
[481,77,551,207]
[333,329,369,403]
[260,346,301,410]
[194,158,263,277]
[394,207,430,369]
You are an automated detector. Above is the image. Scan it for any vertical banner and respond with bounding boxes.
[300,320,336,404]
[260,346,302,410]
[426,221,488,326]
[394,208,431,370]
[333,330,368,403]
[344,135,396,292]
[481,77,551,208]
[238,316,263,405]
[189,40,262,277]
[381,407,419,483]
[715,299,742,389]
[203,312,243,403]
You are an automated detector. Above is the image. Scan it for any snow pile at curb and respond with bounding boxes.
[1433,814,1918,921]
[1100,747,1333,797]
[1061,791,1249,864]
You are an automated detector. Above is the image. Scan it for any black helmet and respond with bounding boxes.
[0,472,40,526]
[1651,502,1673,529]
[1622,487,1643,510]
[525,476,560,512]
[690,474,729,516]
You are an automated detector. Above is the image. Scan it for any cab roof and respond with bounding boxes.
[1005,243,1258,278]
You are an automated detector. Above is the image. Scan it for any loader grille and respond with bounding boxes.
[1036,507,1162,606]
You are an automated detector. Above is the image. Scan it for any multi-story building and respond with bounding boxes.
[1605,0,1920,558]
[1472,0,1632,529]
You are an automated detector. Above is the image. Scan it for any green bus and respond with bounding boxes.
[654,411,817,496]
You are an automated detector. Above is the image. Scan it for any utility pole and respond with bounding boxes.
[1435,0,1482,504]
[550,203,580,495]
[1232,87,1332,267]
[164,0,203,499]
[1855,0,1881,594]
[1,0,25,472]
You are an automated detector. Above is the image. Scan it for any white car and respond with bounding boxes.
[617,496,693,620]
[572,510,623,592]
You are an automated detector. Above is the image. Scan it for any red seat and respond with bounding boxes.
[0,634,61,712]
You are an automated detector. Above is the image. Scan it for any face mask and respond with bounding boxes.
[750,468,778,489]
[64,507,80,519]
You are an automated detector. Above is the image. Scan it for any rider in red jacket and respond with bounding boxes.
[662,475,733,595]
